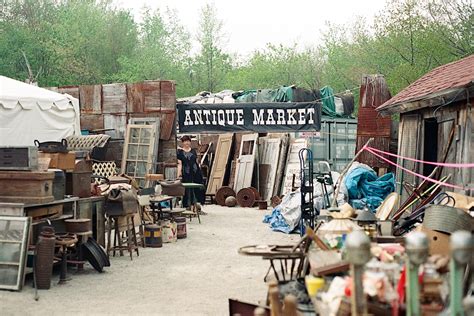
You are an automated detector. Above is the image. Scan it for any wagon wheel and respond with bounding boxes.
[215,186,236,206]
[248,187,261,202]
[237,187,257,207]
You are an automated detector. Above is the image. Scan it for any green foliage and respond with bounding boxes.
[1,0,472,102]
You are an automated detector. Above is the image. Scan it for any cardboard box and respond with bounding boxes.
[39,152,76,171]
[417,226,450,256]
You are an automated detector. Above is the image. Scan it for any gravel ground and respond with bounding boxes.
[1,205,298,315]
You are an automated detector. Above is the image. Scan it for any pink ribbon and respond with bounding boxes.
[364,147,471,191]
[366,146,474,168]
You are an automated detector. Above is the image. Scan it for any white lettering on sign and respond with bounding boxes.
[287,109,297,125]
[184,110,193,126]
[194,109,203,125]
[225,109,235,125]
[252,109,265,125]
[307,108,315,124]
[236,109,244,125]
[276,109,285,125]
[217,110,226,126]
[266,109,276,124]
[203,109,211,124]
[298,108,306,124]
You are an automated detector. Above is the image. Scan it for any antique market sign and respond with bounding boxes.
[177,102,322,133]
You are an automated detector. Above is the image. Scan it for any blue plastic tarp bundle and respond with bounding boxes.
[263,208,293,233]
[344,167,395,211]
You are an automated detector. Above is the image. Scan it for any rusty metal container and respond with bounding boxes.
[65,219,92,233]
[175,217,187,239]
[50,169,65,200]
[144,224,163,247]
[65,159,92,198]
[34,227,56,289]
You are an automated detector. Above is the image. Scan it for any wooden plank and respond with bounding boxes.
[102,83,127,114]
[397,114,421,203]
[158,111,176,141]
[160,81,176,109]
[79,85,102,114]
[57,86,79,99]
[281,138,307,195]
[273,134,289,196]
[143,81,161,112]
[103,114,127,139]
[258,137,281,201]
[228,133,243,188]
[80,114,104,131]
[234,133,258,193]
[206,134,233,194]
[126,83,144,113]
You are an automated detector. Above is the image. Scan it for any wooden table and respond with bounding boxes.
[149,195,175,223]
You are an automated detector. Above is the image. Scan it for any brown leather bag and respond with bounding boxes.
[160,180,185,197]
[105,187,139,216]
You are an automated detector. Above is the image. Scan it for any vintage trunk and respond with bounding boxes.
[0,171,54,204]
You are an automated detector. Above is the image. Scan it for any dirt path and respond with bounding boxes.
[1,205,297,315]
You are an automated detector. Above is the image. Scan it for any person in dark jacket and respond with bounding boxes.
[177,135,205,208]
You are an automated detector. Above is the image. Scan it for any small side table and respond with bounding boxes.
[181,183,205,224]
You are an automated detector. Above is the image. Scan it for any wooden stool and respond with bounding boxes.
[106,214,139,260]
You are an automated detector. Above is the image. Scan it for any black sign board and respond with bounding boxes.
[177,102,322,133]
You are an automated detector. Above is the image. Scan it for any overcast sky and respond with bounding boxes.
[115,0,386,56]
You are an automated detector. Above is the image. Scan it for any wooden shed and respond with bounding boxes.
[377,54,474,200]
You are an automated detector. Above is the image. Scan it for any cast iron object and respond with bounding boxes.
[237,187,257,207]
[215,186,236,206]
[34,227,56,290]
[256,200,268,210]
[65,219,92,233]
[271,196,282,208]
[82,238,109,272]
[35,139,68,153]
[248,187,261,201]
[88,238,110,267]
[55,233,78,247]
[225,196,237,207]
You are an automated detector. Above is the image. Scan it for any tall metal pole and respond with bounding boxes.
[405,231,429,316]
[450,231,473,316]
[346,230,371,316]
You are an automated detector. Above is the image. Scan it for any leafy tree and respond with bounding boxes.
[193,3,231,92]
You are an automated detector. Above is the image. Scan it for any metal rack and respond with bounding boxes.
[298,148,315,235]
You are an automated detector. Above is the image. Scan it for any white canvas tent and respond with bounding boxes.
[0,76,81,146]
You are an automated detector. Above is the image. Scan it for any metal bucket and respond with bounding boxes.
[161,221,177,243]
[175,217,187,239]
[144,224,162,248]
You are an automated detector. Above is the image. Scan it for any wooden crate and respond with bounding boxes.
[38,152,76,171]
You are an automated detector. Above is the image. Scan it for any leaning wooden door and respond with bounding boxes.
[234,133,259,192]
[206,134,233,195]
[259,137,281,201]
[281,138,307,195]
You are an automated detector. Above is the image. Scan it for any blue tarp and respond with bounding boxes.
[263,208,293,234]
[344,167,395,211]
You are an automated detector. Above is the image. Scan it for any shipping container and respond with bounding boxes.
[297,117,357,172]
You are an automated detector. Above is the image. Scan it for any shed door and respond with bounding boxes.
[397,114,421,202]
[234,133,258,192]
[206,134,233,195]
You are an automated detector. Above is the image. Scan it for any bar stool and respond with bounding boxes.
[106,214,139,260]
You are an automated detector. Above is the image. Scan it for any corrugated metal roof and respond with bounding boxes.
[377,54,474,113]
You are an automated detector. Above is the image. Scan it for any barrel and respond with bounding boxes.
[144,224,162,248]
[175,217,187,239]
[161,221,177,243]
